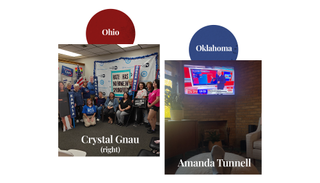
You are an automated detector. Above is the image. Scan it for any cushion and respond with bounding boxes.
[253,139,261,149]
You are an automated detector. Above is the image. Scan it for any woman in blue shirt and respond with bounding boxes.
[82,98,96,127]
[81,81,91,105]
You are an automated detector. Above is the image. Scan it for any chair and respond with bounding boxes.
[137,137,160,156]
[58,148,87,156]
[246,117,261,162]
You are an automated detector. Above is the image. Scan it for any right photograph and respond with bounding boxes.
[165,60,261,174]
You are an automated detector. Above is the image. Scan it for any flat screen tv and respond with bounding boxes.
[184,65,235,95]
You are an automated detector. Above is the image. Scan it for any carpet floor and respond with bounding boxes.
[58,120,159,156]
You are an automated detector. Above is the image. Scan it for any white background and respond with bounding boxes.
[1,0,319,182]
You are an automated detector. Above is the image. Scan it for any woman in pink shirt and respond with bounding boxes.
[147,79,160,134]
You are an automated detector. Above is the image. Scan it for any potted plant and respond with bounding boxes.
[165,85,184,120]
[207,130,222,151]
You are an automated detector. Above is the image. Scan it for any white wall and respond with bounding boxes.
[73,46,159,79]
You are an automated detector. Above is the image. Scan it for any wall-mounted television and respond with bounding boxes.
[184,64,235,95]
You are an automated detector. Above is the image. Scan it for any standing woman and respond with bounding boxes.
[133,82,147,127]
[147,79,160,134]
[82,98,97,127]
[81,81,90,105]
[145,81,154,128]
[58,81,73,131]
[116,92,132,126]
[103,92,119,124]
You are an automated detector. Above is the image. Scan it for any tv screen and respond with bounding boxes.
[184,65,235,95]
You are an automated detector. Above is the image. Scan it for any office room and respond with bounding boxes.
[58,44,160,156]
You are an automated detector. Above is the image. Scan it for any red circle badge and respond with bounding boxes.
[86,9,135,44]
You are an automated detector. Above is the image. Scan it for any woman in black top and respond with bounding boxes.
[116,92,132,126]
[58,81,73,131]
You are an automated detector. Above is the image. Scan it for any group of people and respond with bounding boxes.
[58,77,160,134]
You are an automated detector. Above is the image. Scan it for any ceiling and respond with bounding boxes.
[58,44,159,61]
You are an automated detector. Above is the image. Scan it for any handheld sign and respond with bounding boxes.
[132,65,141,92]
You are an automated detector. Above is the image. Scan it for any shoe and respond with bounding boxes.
[80,119,84,123]
[133,122,138,127]
[97,118,100,122]
[147,128,156,134]
[76,119,79,123]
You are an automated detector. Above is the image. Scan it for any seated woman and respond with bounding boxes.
[133,82,147,127]
[82,98,97,127]
[96,92,106,122]
[103,92,119,124]
[116,92,132,126]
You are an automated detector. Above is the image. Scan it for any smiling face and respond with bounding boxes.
[123,93,128,100]
[90,76,94,83]
[59,82,64,90]
[139,83,144,90]
[153,81,157,89]
[87,99,92,105]
[109,92,114,99]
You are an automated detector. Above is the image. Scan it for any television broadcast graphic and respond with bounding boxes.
[184,65,235,95]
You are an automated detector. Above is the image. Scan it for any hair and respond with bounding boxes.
[86,98,92,106]
[99,91,103,95]
[109,92,115,99]
[74,84,79,88]
[128,78,133,83]
[123,92,129,100]
[146,81,153,89]
[58,81,64,89]
[138,82,146,90]
[83,80,88,85]
[66,82,72,87]
[153,79,160,89]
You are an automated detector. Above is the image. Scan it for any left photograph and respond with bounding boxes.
[58,44,160,156]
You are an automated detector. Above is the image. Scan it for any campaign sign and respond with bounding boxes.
[68,92,76,118]
[94,76,99,98]
[132,65,141,91]
[61,65,74,77]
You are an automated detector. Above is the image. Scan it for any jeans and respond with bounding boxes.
[97,106,103,119]
[116,110,129,124]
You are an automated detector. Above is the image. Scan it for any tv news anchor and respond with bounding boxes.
[147,79,160,134]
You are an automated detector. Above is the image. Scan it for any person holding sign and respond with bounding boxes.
[116,92,132,126]
[58,81,73,131]
[147,79,160,134]
[82,98,97,127]
[103,92,119,124]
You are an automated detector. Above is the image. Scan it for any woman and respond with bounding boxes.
[103,92,119,124]
[66,82,73,92]
[58,81,73,131]
[147,79,160,134]
[133,82,147,127]
[116,92,132,126]
[82,98,97,127]
[146,81,154,96]
[81,81,90,105]
[96,91,106,122]
[145,81,154,128]
[73,84,84,123]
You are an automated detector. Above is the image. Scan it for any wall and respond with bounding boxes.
[73,46,159,79]
[168,60,261,148]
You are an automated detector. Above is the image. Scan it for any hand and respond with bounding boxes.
[147,104,151,108]
[59,99,63,101]
[218,81,220,84]
[95,97,97,99]
[74,103,76,107]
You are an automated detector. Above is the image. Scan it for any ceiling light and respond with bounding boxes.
[58,48,81,57]
[118,44,136,48]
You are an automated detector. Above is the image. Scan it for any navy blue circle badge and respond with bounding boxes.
[189,25,238,60]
